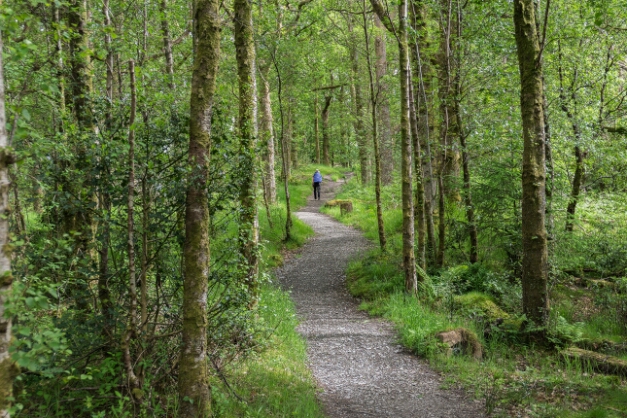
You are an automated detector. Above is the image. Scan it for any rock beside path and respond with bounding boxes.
[278,177,485,418]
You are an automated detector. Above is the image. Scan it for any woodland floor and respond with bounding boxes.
[278,176,486,417]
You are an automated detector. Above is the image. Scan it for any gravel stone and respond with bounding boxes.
[278,177,485,418]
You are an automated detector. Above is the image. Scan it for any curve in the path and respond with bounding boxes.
[278,176,485,418]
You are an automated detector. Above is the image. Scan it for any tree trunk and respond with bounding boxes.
[374,14,393,185]
[272,51,292,240]
[179,0,220,414]
[399,0,417,293]
[409,77,426,271]
[67,0,96,312]
[452,6,478,263]
[437,175,445,267]
[0,14,17,416]
[123,60,140,398]
[558,43,585,233]
[437,0,461,203]
[234,0,259,305]
[160,0,176,89]
[362,0,386,252]
[565,146,584,232]
[314,94,320,164]
[322,95,332,166]
[288,106,298,170]
[513,0,549,327]
[99,0,114,339]
[349,20,370,185]
[410,0,437,266]
[371,0,417,292]
[259,64,277,204]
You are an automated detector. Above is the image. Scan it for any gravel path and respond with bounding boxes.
[278,176,485,418]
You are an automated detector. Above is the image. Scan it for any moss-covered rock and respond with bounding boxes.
[454,292,510,322]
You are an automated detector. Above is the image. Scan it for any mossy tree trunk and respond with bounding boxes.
[362,0,387,252]
[259,63,277,205]
[370,0,417,293]
[66,0,96,311]
[160,0,175,89]
[410,0,437,266]
[374,14,394,186]
[513,0,549,327]
[99,0,114,339]
[234,0,259,305]
[399,0,417,293]
[179,0,220,415]
[0,13,17,416]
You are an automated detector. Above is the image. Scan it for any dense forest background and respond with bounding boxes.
[0,0,626,416]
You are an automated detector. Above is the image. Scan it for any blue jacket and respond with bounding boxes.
[313,171,323,183]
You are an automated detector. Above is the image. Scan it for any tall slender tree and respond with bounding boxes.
[374,14,394,185]
[235,0,259,304]
[362,0,387,252]
[0,9,16,414]
[259,63,277,205]
[513,0,549,328]
[179,0,220,414]
[370,0,417,293]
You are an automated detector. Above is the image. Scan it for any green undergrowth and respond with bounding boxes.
[329,181,627,417]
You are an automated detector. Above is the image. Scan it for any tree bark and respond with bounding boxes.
[99,0,114,338]
[452,6,478,263]
[160,0,176,89]
[314,93,320,164]
[179,0,220,414]
[513,0,549,327]
[288,106,298,170]
[322,94,332,166]
[558,43,584,233]
[409,76,426,270]
[436,0,460,203]
[234,0,259,305]
[67,0,96,312]
[123,60,140,398]
[348,17,370,185]
[370,0,417,293]
[259,64,277,204]
[565,146,584,232]
[362,0,387,252]
[0,14,17,416]
[374,14,393,185]
[399,0,417,293]
[410,0,437,266]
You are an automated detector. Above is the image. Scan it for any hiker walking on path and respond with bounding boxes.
[312,169,322,200]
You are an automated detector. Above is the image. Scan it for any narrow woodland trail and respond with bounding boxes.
[278,176,485,418]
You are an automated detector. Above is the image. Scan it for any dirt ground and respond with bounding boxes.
[278,176,485,417]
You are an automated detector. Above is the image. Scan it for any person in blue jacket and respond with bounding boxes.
[312,169,323,200]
